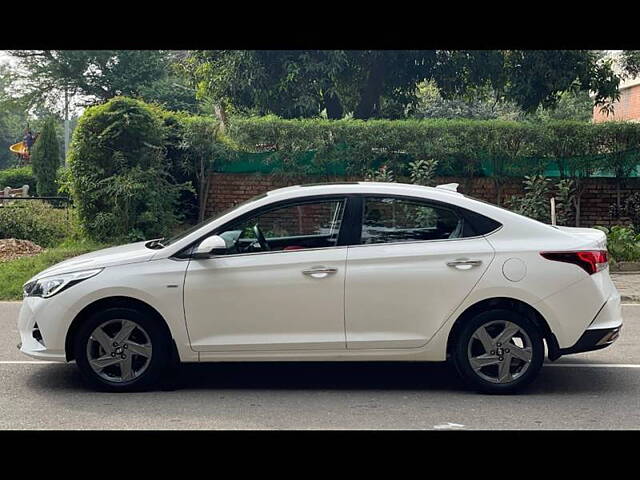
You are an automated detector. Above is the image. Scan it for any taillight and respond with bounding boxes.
[540,250,608,275]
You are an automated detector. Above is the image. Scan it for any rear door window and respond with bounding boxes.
[361,197,464,244]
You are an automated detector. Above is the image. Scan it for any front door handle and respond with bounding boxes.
[446,259,482,270]
[302,266,338,278]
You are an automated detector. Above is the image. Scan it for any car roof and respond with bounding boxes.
[265,181,464,199]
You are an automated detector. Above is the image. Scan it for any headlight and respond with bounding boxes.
[23,268,103,298]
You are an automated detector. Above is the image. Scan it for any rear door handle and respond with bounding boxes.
[302,266,338,278]
[446,259,482,270]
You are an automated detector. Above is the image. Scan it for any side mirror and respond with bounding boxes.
[192,235,228,259]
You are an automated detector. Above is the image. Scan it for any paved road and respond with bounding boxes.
[1,301,639,430]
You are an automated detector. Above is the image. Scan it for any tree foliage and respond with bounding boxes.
[182,50,632,120]
[30,117,60,196]
[0,64,29,169]
[176,115,228,222]
[7,50,198,114]
[412,80,594,122]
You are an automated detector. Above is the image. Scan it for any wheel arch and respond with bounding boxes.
[446,297,561,361]
[65,296,176,362]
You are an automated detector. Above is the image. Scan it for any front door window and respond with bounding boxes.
[216,199,346,254]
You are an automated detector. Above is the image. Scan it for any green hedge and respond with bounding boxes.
[224,117,640,179]
[0,166,36,189]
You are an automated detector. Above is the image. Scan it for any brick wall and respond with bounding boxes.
[593,84,640,123]
[205,172,640,227]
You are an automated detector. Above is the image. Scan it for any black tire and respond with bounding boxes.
[452,309,544,394]
[73,307,171,392]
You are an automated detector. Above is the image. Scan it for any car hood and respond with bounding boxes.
[33,240,156,279]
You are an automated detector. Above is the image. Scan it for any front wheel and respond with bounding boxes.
[73,307,171,392]
[452,309,544,394]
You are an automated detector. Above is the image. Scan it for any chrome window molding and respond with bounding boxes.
[191,244,349,260]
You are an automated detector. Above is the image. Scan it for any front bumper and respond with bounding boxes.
[17,297,67,362]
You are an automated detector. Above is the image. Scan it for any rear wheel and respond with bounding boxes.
[73,307,171,392]
[452,309,544,394]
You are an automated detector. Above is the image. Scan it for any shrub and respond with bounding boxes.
[363,158,440,187]
[554,179,575,226]
[505,175,552,222]
[505,176,576,225]
[594,225,640,264]
[625,192,640,228]
[68,97,186,243]
[0,166,36,189]
[408,159,439,186]
[0,201,77,247]
[364,164,394,182]
[30,117,61,196]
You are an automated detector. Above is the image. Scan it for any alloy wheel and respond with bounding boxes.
[466,320,533,384]
[85,319,153,383]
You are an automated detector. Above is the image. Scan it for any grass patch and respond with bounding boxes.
[0,239,109,301]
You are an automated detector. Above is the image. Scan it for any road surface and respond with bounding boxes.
[1,301,638,430]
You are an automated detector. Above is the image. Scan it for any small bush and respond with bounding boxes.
[625,192,640,228]
[0,166,36,189]
[505,175,575,225]
[505,175,552,222]
[594,225,640,264]
[0,201,77,247]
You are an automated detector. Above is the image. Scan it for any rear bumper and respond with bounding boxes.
[549,291,622,360]
[557,326,621,356]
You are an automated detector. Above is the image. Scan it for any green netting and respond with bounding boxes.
[478,148,640,178]
[212,150,347,176]
[210,148,640,178]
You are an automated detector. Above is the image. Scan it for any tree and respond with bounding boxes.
[529,90,594,122]
[68,97,185,242]
[181,50,633,120]
[181,50,429,120]
[30,117,60,196]
[178,116,225,222]
[411,80,594,122]
[411,81,525,120]
[179,50,352,120]
[7,50,196,114]
[0,64,28,169]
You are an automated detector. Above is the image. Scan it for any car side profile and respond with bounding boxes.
[18,182,622,393]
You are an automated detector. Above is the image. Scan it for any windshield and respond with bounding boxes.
[159,192,270,247]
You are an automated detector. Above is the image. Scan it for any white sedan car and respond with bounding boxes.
[18,182,622,393]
